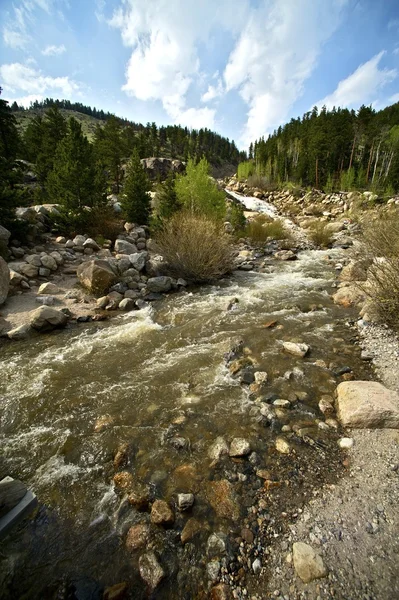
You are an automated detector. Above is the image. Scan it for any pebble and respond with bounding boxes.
[338,437,354,449]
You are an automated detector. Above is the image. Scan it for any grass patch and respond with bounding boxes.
[245,216,290,244]
[308,221,333,247]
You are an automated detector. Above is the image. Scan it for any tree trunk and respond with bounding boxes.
[372,139,382,184]
[349,135,356,170]
[366,142,374,182]
[315,157,319,188]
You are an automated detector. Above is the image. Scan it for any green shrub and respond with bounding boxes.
[245,216,289,244]
[308,221,333,247]
[175,157,225,221]
[154,212,234,282]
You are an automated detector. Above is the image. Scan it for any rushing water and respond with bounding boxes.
[0,195,370,599]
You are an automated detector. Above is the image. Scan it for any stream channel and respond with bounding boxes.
[0,193,371,599]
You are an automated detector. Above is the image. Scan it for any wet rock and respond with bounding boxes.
[97,296,109,309]
[29,306,68,332]
[115,239,137,255]
[224,340,244,364]
[207,532,227,557]
[336,381,399,428]
[147,276,172,293]
[181,518,202,544]
[333,285,366,308]
[113,443,131,469]
[273,399,291,408]
[127,487,150,511]
[229,438,251,457]
[206,480,240,521]
[292,542,328,583]
[139,551,165,593]
[151,499,174,526]
[119,298,136,311]
[38,282,59,295]
[7,323,32,340]
[125,523,150,552]
[283,341,310,357]
[318,395,334,416]
[207,560,221,582]
[275,437,291,454]
[0,257,10,305]
[254,370,268,385]
[170,436,189,450]
[93,415,114,433]
[77,259,117,294]
[210,583,232,600]
[103,582,128,600]
[209,437,230,461]
[274,250,297,261]
[252,558,262,574]
[113,471,134,492]
[177,493,194,511]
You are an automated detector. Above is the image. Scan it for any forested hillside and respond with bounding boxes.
[12,97,245,167]
[239,102,399,193]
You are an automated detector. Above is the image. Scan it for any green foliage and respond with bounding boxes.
[385,183,395,198]
[49,204,121,240]
[156,172,181,220]
[228,202,247,232]
[237,160,255,180]
[340,167,355,191]
[308,221,333,247]
[47,117,104,211]
[245,216,289,244]
[121,150,152,225]
[324,173,334,193]
[175,157,226,220]
[34,106,67,185]
[154,212,234,282]
[93,116,126,193]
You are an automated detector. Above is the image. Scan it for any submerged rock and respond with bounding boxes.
[181,517,202,544]
[139,551,165,592]
[125,523,150,552]
[206,480,240,521]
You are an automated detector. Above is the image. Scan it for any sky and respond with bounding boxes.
[1,0,399,150]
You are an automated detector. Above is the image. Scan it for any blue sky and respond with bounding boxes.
[1,0,398,150]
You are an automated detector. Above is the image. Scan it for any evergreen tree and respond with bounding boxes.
[0,94,25,232]
[175,157,226,220]
[156,172,181,220]
[121,150,152,225]
[47,117,102,211]
[35,106,67,184]
[93,116,126,192]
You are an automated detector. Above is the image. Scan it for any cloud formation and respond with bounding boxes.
[2,0,54,49]
[315,51,397,110]
[42,44,66,56]
[0,62,80,97]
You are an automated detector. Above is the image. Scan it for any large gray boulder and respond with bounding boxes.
[114,239,137,255]
[129,251,148,272]
[140,157,185,181]
[0,257,10,305]
[0,225,11,245]
[147,276,172,293]
[336,381,399,428]
[29,306,68,332]
[77,259,117,294]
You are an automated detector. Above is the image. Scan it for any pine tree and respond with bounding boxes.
[121,150,152,224]
[93,116,126,192]
[35,106,67,184]
[47,117,101,211]
[156,172,181,220]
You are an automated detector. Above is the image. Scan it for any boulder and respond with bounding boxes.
[139,551,165,592]
[7,323,32,340]
[29,306,68,332]
[283,341,309,358]
[125,523,150,552]
[129,252,148,272]
[114,239,137,255]
[119,298,136,311]
[339,260,369,282]
[19,263,39,278]
[0,257,10,305]
[77,260,117,294]
[147,276,172,293]
[83,238,100,251]
[50,251,64,266]
[140,157,185,180]
[208,437,229,461]
[336,381,399,428]
[40,255,58,271]
[292,542,328,583]
[0,225,11,244]
[333,285,366,308]
[274,250,297,261]
[73,235,86,246]
[206,480,240,521]
[38,282,60,295]
[25,254,42,267]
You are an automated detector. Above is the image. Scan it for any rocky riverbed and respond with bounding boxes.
[0,190,398,600]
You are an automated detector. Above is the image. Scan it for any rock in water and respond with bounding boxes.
[150,499,174,525]
[292,542,328,583]
[0,257,10,305]
[229,438,251,457]
[139,551,165,592]
[283,341,310,358]
[125,523,149,551]
[206,480,240,521]
[77,259,117,294]
[336,381,399,428]
[29,306,68,332]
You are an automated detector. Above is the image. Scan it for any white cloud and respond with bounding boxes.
[224,0,348,147]
[42,44,66,56]
[201,79,224,103]
[0,62,80,97]
[315,51,397,110]
[2,0,55,49]
[388,92,399,104]
[110,0,249,129]
[7,94,45,107]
